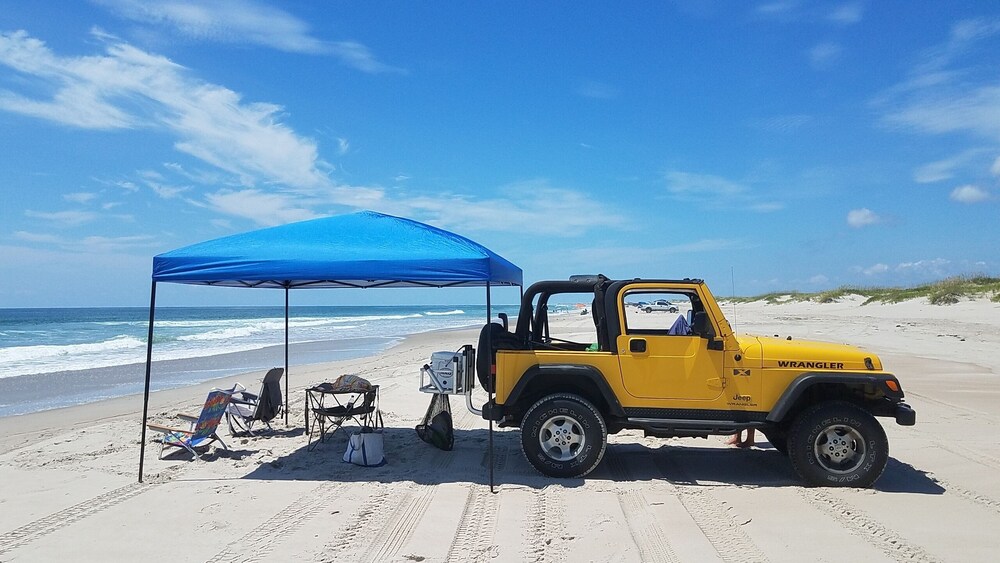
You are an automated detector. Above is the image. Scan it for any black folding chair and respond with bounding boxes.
[226,367,284,436]
[306,383,379,450]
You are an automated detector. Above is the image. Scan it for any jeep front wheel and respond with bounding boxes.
[520,393,607,478]
[788,401,888,487]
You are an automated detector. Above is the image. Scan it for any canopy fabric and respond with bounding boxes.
[152,210,522,288]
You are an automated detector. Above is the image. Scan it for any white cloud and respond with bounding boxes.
[950,184,990,203]
[577,81,619,99]
[337,137,350,155]
[24,209,99,226]
[97,0,400,73]
[808,274,829,284]
[879,18,1000,142]
[896,258,951,277]
[846,208,881,228]
[750,202,785,213]
[14,230,157,253]
[147,180,190,199]
[564,239,748,268]
[64,192,98,204]
[750,114,813,133]
[913,149,989,183]
[666,171,746,197]
[665,170,786,213]
[757,1,798,15]
[992,156,1000,176]
[204,189,319,226]
[0,29,334,192]
[828,3,863,25]
[385,180,627,237]
[809,42,842,67]
[862,263,889,275]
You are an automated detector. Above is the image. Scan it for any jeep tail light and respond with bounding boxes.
[885,379,899,392]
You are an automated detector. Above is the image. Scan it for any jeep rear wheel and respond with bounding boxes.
[788,401,888,487]
[520,393,607,478]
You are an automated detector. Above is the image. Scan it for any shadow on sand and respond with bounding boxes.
[186,425,944,494]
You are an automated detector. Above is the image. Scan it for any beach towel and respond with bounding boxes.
[329,374,372,392]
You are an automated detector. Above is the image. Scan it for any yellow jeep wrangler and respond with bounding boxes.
[477,275,916,487]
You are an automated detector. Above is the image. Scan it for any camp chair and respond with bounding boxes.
[226,367,284,436]
[306,379,379,450]
[146,385,243,460]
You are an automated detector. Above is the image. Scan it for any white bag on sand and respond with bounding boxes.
[343,429,385,466]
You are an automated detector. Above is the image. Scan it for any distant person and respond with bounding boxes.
[726,429,755,448]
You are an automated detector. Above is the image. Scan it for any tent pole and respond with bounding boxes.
[138,281,157,483]
[285,286,290,426]
[487,282,495,494]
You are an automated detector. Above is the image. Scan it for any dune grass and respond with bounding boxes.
[731,275,1000,306]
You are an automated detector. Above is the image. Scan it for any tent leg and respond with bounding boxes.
[138,281,156,483]
[487,283,495,494]
[285,287,290,426]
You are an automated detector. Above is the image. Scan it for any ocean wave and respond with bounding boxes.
[0,335,146,364]
[424,309,465,316]
[326,313,424,323]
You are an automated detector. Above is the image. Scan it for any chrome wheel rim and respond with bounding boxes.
[813,424,866,474]
[539,414,586,462]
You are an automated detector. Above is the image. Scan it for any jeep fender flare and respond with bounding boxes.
[506,364,626,418]
[766,372,904,423]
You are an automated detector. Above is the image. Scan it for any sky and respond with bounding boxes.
[1,1,999,308]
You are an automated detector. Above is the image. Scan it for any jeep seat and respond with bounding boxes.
[476,322,525,393]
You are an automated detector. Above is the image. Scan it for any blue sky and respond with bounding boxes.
[1,1,998,307]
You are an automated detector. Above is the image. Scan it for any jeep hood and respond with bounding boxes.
[737,335,882,371]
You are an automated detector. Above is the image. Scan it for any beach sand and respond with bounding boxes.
[2,297,999,562]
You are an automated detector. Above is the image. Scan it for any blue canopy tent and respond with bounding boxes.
[139,210,521,483]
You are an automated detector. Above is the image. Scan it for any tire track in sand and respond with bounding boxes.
[652,452,768,563]
[799,488,942,563]
[0,481,154,555]
[318,395,479,562]
[604,450,680,563]
[524,485,567,563]
[445,483,501,563]
[882,457,1000,519]
[206,481,348,563]
[443,446,507,563]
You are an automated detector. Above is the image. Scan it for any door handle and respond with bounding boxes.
[629,338,647,353]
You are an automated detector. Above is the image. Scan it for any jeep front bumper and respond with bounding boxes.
[895,402,916,426]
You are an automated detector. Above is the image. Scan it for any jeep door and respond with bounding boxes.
[616,287,726,401]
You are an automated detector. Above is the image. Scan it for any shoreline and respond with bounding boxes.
[0,324,483,453]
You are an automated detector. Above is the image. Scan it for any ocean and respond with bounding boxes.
[0,305,522,418]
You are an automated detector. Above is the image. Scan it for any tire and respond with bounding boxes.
[787,401,888,487]
[520,393,607,478]
[644,307,652,313]
[762,427,788,455]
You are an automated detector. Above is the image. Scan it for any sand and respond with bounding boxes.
[1,296,999,562]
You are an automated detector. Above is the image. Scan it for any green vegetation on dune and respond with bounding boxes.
[731,275,1000,306]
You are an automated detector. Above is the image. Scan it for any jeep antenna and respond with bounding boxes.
[731,266,738,335]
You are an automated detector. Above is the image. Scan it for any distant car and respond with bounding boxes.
[643,299,678,313]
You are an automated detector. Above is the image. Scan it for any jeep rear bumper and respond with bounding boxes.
[895,402,916,426]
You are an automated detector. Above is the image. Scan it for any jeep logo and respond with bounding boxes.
[732,394,752,402]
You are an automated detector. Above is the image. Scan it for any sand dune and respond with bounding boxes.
[1,297,999,562]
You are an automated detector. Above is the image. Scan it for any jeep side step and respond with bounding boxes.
[628,417,762,439]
